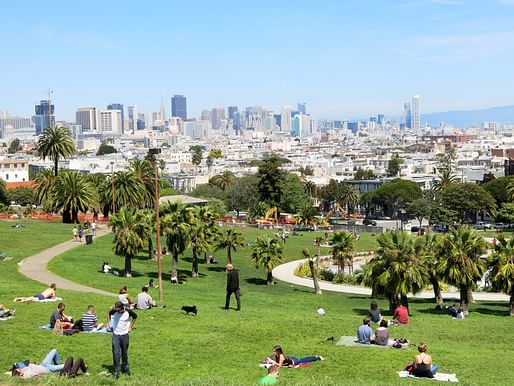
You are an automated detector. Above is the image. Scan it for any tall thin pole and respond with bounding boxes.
[111,162,115,215]
[154,160,163,302]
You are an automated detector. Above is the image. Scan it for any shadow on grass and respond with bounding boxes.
[207,266,227,272]
[245,277,268,286]
[416,307,451,315]
[476,301,509,307]
[472,307,510,316]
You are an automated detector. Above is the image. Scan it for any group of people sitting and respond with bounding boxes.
[49,303,104,333]
[118,285,156,310]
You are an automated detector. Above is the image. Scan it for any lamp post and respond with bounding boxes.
[149,148,163,302]
[110,161,115,215]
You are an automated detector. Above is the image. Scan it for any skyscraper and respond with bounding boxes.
[297,102,306,115]
[171,95,187,120]
[97,110,122,134]
[75,107,96,132]
[34,100,55,135]
[211,107,225,130]
[107,103,124,133]
[127,105,137,133]
[412,95,420,130]
[404,103,412,129]
[227,106,238,120]
[280,106,293,132]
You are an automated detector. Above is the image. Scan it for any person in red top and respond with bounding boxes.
[392,303,409,324]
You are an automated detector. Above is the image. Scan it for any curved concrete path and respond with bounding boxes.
[17,227,115,297]
[273,259,510,301]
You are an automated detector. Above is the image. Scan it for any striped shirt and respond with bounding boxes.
[81,312,98,331]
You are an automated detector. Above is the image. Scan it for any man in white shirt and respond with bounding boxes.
[135,286,155,310]
[108,302,137,378]
[91,221,97,236]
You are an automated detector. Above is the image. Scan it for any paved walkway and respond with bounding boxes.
[273,259,510,301]
[17,227,115,297]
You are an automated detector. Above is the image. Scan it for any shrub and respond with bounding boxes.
[333,273,357,285]
[294,261,312,278]
[319,268,335,282]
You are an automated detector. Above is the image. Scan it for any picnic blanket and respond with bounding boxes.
[34,324,52,330]
[0,316,14,321]
[336,336,409,349]
[34,324,110,334]
[37,297,63,303]
[398,371,458,382]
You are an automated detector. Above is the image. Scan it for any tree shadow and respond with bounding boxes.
[292,288,316,294]
[472,307,510,317]
[245,277,268,286]
[476,301,509,307]
[352,308,370,315]
[207,267,227,272]
[416,307,451,315]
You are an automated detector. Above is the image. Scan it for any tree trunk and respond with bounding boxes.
[148,237,154,260]
[192,248,199,277]
[171,254,178,283]
[431,278,443,304]
[227,247,232,265]
[267,270,273,285]
[204,252,209,265]
[71,208,79,224]
[62,209,72,223]
[54,158,59,177]
[388,293,399,312]
[124,255,132,277]
[467,287,474,304]
[510,290,514,316]
[460,286,469,315]
[337,256,342,274]
[308,259,322,295]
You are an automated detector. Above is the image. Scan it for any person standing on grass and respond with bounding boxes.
[225,263,241,311]
[108,301,137,378]
[78,225,83,242]
[91,220,97,237]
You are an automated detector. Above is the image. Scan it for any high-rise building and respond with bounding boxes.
[127,105,137,133]
[211,107,225,130]
[34,100,55,135]
[297,102,306,115]
[412,95,420,130]
[171,95,187,120]
[292,114,302,137]
[107,103,124,133]
[227,106,238,120]
[280,106,293,132]
[404,103,412,129]
[97,110,122,134]
[0,113,31,139]
[75,107,97,132]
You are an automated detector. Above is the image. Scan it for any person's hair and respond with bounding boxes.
[11,367,21,377]
[226,263,234,270]
[370,300,378,310]
[50,283,57,289]
[380,319,388,328]
[272,345,283,356]
[418,343,428,353]
[57,302,65,310]
[87,305,94,312]
[268,365,279,375]
[119,286,128,294]
[114,301,124,311]
[142,286,148,293]
[400,301,407,307]
[363,317,371,325]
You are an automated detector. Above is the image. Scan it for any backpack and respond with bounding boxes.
[53,320,63,336]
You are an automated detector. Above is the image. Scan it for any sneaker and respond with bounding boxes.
[319,356,325,361]
[125,369,132,376]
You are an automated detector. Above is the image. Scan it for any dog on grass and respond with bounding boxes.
[181,305,197,316]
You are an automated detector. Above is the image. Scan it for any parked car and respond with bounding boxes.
[362,219,377,226]
[494,223,509,230]
[474,222,493,230]
[432,225,449,233]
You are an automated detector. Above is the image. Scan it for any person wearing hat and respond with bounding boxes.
[108,302,137,378]
[225,263,241,311]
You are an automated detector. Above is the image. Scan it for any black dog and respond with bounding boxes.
[181,305,197,316]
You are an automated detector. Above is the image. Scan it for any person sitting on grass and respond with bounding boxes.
[449,304,458,318]
[374,319,389,346]
[100,262,112,274]
[13,283,57,302]
[135,286,155,310]
[266,345,324,367]
[118,286,134,309]
[0,304,14,318]
[258,365,280,385]
[50,303,73,329]
[392,302,409,325]
[80,305,104,332]
[357,317,373,344]
[406,343,439,378]
[367,300,382,323]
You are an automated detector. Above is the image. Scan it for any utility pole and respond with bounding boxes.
[149,148,163,302]
[110,161,115,215]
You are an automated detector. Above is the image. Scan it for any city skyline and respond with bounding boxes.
[1,1,514,121]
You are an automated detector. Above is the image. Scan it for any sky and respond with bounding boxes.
[1,0,514,121]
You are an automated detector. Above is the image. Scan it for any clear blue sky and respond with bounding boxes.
[1,0,514,121]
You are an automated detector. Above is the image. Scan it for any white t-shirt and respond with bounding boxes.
[110,309,137,335]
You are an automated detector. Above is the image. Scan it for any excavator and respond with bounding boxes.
[319,203,347,226]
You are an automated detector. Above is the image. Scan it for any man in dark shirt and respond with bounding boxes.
[50,303,73,328]
[225,264,241,311]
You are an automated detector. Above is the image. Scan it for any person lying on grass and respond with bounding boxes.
[10,348,88,378]
[0,304,14,318]
[13,283,57,302]
[405,343,439,378]
[266,345,324,367]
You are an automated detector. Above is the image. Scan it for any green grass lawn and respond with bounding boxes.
[1,220,514,385]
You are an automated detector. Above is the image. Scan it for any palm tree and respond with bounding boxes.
[51,171,97,223]
[337,183,360,215]
[209,171,236,191]
[419,233,444,304]
[216,228,245,265]
[130,159,155,208]
[433,168,458,193]
[86,173,107,219]
[99,171,146,214]
[188,206,219,276]
[194,206,220,265]
[37,126,76,176]
[331,231,355,274]
[362,231,429,311]
[437,226,486,315]
[304,181,317,198]
[33,168,57,211]
[139,208,156,260]
[302,248,322,295]
[296,204,319,227]
[161,202,190,282]
[251,236,285,285]
[109,208,151,277]
[488,236,514,316]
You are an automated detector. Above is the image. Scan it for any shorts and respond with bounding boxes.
[34,294,45,301]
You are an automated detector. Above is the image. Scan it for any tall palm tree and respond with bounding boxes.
[161,202,191,282]
[331,231,355,274]
[51,171,97,223]
[209,171,236,191]
[187,206,219,276]
[302,248,322,295]
[139,208,156,260]
[109,208,151,277]
[296,204,319,227]
[194,206,220,265]
[432,168,458,193]
[99,171,146,214]
[437,226,486,314]
[216,228,245,265]
[33,168,57,211]
[37,126,76,176]
[488,236,514,316]
[362,231,429,311]
[337,183,360,215]
[130,159,155,208]
[86,173,107,219]
[251,236,285,285]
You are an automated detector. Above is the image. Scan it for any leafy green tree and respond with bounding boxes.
[303,181,317,197]
[408,198,430,227]
[37,126,76,176]
[298,165,314,176]
[7,186,35,206]
[251,236,285,285]
[130,159,156,208]
[386,154,403,177]
[206,148,222,170]
[496,203,514,224]
[96,141,117,155]
[190,145,204,171]
[86,173,107,218]
[0,179,8,205]
[318,179,342,205]
[161,202,191,281]
[216,228,245,265]
[206,197,226,217]
[100,171,146,215]
[331,231,355,274]
[420,233,444,304]
[371,179,423,218]
[279,174,311,214]
[441,182,496,223]
[209,171,236,191]
[302,248,322,295]
[483,176,514,207]
[432,168,458,192]
[362,231,429,310]
[248,201,269,221]
[354,168,377,180]
[257,155,286,210]
[8,138,22,154]
[226,175,260,214]
[428,205,458,227]
[109,208,151,277]
[191,184,226,202]
[51,171,97,223]
[337,183,360,214]
[488,236,514,315]
[437,226,486,314]
[33,168,57,210]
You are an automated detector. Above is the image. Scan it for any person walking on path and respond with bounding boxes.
[108,301,137,378]
[91,221,97,237]
[78,226,83,242]
[225,263,241,311]
[72,226,78,242]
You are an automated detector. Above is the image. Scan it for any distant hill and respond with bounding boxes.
[421,105,514,128]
